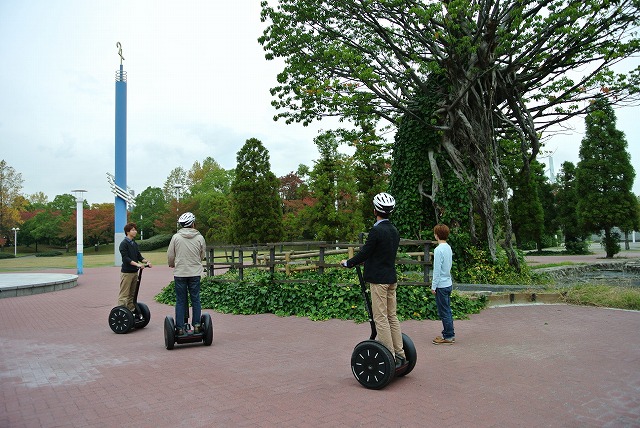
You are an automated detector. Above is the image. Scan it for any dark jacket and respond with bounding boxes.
[120,238,143,273]
[346,220,400,284]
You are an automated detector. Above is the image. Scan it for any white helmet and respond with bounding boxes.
[178,212,196,227]
[373,192,396,214]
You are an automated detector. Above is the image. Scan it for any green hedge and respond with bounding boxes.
[155,269,487,322]
[35,251,63,257]
[0,253,15,259]
[137,234,173,251]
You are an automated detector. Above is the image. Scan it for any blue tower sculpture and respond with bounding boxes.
[112,42,132,266]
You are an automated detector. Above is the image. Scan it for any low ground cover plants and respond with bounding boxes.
[155,267,488,322]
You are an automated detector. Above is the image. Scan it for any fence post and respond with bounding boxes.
[423,241,430,283]
[319,246,325,275]
[238,249,244,281]
[270,245,275,276]
[207,245,213,276]
[285,252,291,275]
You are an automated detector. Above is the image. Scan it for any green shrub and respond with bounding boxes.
[35,251,63,257]
[0,253,16,259]
[155,268,487,322]
[137,234,172,251]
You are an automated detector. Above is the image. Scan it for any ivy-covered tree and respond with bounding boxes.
[576,97,638,258]
[259,0,640,269]
[556,162,589,254]
[230,138,284,244]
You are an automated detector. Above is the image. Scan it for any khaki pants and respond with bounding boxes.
[118,272,138,311]
[370,282,405,359]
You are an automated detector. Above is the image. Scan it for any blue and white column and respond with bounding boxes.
[114,42,128,266]
[72,190,87,275]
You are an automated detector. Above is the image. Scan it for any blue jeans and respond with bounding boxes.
[435,286,455,339]
[174,276,202,328]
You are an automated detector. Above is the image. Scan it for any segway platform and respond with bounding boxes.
[108,265,151,334]
[350,266,417,389]
[164,313,213,350]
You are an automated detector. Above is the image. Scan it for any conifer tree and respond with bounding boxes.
[230,138,284,244]
[556,162,588,254]
[576,97,637,258]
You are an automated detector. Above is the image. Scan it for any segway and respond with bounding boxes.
[108,264,151,334]
[350,266,417,389]
[164,286,213,350]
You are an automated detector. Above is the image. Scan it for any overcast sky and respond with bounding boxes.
[1,1,639,205]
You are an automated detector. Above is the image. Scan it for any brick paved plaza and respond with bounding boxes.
[1,265,639,427]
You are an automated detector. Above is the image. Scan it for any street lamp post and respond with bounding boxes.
[72,190,87,275]
[174,184,183,231]
[11,227,19,256]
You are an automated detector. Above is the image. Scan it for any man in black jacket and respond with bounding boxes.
[341,193,406,367]
[118,222,151,313]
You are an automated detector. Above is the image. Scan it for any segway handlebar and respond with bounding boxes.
[355,265,377,340]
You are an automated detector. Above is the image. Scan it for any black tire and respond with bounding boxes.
[164,316,175,350]
[135,302,151,329]
[351,340,395,390]
[201,313,213,346]
[109,306,134,334]
[397,333,417,377]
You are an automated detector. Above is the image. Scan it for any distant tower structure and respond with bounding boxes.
[112,42,130,266]
[548,156,556,184]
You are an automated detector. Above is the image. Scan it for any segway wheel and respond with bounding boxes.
[164,316,175,350]
[396,333,417,377]
[109,306,134,334]
[135,302,151,329]
[201,313,213,346]
[351,340,395,390]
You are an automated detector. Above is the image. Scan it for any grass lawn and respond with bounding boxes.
[0,244,169,272]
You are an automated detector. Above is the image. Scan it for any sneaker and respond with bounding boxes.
[193,323,202,334]
[176,327,186,336]
[395,356,406,368]
[432,336,455,345]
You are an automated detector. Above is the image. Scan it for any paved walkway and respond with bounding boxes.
[0,265,639,428]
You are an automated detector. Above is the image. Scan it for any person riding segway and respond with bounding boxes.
[341,193,417,389]
[109,222,152,334]
[164,212,213,349]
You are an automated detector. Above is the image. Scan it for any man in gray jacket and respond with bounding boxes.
[167,212,206,335]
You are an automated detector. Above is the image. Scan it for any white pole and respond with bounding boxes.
[72,190,87,275]
[11,227,19,256]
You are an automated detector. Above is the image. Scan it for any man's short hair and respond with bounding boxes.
[375,209,390,219]
[433,223,450,240]
[124,222,138,234]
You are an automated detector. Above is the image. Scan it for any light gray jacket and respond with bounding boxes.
[167,228,206,277]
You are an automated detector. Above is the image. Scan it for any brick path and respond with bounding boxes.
[1,265,639,427]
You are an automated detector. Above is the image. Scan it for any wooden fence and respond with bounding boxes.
[205,239,435,286]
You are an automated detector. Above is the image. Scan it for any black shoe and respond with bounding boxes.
[176,328,186,336]
[395,356,406,368]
